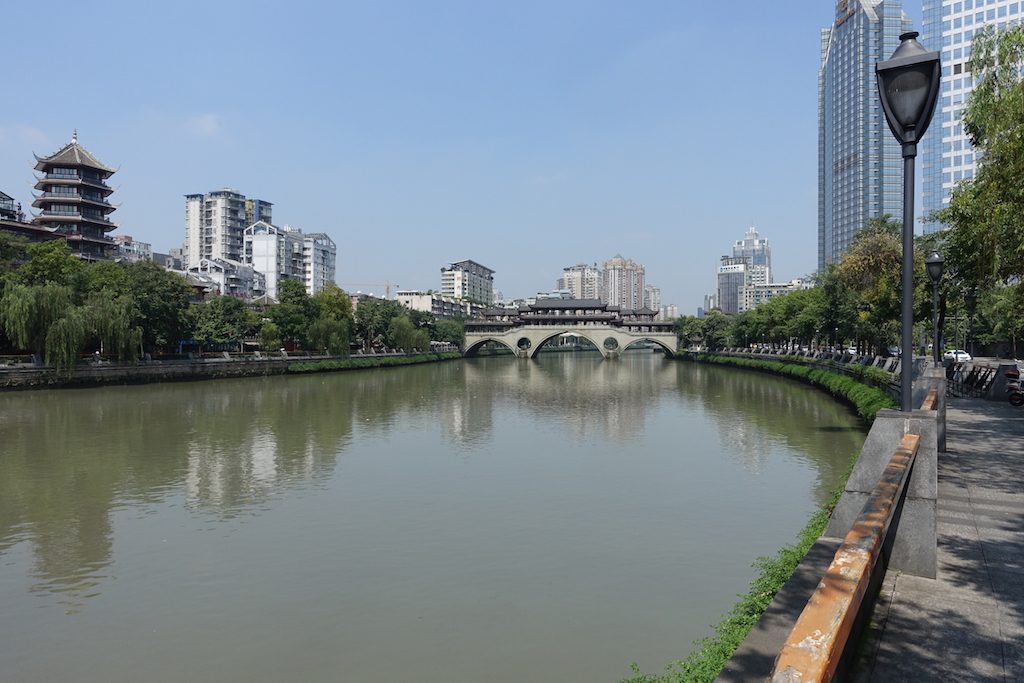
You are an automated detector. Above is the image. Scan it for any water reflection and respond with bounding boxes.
[0,354,863,611]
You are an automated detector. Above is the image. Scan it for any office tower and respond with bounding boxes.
[441,260,495,304]
[184,188,272,268]
[921,0,1023,231]
[717,256,748,315]
[32,132,118,260]
[733,226,772,283]
[558,263,602,300]
[819,0,912,272]
[602,255,645,310]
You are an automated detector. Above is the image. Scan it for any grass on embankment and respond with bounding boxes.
[287,352,461,373]
[621,354,895,683]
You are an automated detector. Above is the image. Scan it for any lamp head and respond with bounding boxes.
[876,32,941,152]
[925,251,944,284]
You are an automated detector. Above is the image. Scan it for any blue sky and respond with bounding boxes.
[1,1,922,310]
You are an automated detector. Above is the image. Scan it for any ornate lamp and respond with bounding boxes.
[877,32,941,411]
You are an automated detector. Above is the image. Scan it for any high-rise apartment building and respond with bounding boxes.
[643,285,661,312]
[921,0,1023,231]
[243,222,337,298]
[185,189,272,268]
[819,1,911,272]
[303,232,337,296]
[245,198,273,227]
[557,263,602,300]
[733,226,772,283]
[32,132,118,260]
[244,221,304,300]
[602,255,645,310]
[441,260,495,304]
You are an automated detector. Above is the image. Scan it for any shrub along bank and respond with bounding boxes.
[287,352,461,373]
[621,354,895,683]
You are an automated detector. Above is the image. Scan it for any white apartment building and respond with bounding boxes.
[396,290,471,319]
[243,222,337,299]
[303,232,336,296]
[739,279,809,313]
[243,221,304,300]
[441,260,495,304]
[185,189,272,268]
[188,258,266,300]
[643,285,661,312]
[113,235,153,262]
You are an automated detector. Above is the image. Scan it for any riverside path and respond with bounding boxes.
[853,397,1024,681]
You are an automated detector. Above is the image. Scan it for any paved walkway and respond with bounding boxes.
[855,398,1024,681]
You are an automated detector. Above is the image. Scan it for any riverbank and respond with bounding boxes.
[0,351,462,390]
[619,353,895,683]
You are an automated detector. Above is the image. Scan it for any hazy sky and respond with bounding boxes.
[1,1,922,309]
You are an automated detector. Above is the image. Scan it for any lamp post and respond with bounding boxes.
[965,289,977,358]
[926,251,944,366]
[877,31,941,412]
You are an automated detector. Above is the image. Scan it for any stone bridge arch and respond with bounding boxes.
[527,329,604,358]
[621,337,677,356]
[464,337,518,357]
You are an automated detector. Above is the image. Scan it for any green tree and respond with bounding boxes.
[195,296,254,349]
[14,241,88,290]
[271,279,314,346]
[259,321,283,352]
[354,298,404,349]
[311,283,354,326]
[125,262,194,352]
[387,314,430,351]
[307,317,351,355]
[433,318,465,346]
[938,25,1024,289]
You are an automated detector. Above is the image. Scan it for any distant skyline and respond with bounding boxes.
[0,1,922,310]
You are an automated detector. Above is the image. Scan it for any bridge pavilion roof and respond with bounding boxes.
[526,298,607,311]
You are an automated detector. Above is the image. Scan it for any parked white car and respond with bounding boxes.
[944,349,972,362]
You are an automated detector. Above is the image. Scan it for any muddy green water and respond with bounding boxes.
[0,353,865,682]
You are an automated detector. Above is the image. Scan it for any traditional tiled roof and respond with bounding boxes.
[34,136,115,174]
[528,298,607,310]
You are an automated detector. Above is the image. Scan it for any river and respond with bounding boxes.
[0,353,865,682]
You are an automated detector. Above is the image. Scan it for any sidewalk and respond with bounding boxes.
[854,398,1024,681]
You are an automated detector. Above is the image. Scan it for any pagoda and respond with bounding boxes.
[32,131,117,260]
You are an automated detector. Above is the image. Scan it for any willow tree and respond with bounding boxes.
[0,283,74,359]
[88,294,142,361]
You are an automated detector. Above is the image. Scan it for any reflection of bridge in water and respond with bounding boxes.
[463,299,678,359]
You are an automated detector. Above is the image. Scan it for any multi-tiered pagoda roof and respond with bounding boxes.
[32,132,117,260]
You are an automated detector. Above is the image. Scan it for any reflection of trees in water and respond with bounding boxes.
[673,362,865,503]
[0,376,357,606]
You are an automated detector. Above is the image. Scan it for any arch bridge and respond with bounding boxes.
[464,298,678,360]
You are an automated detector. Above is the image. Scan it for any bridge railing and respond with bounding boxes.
[769,433,921,682]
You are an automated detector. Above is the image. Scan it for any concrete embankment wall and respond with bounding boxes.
[0,358,292,390]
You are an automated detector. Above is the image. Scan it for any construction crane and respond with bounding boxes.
[337,280,398,299]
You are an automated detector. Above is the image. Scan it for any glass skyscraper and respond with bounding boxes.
[921,0,1023,232]
[818,0,912,272]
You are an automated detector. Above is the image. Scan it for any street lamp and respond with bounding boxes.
[877,31,941,412]
[926,251,944,366]
[965,289,978,357]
